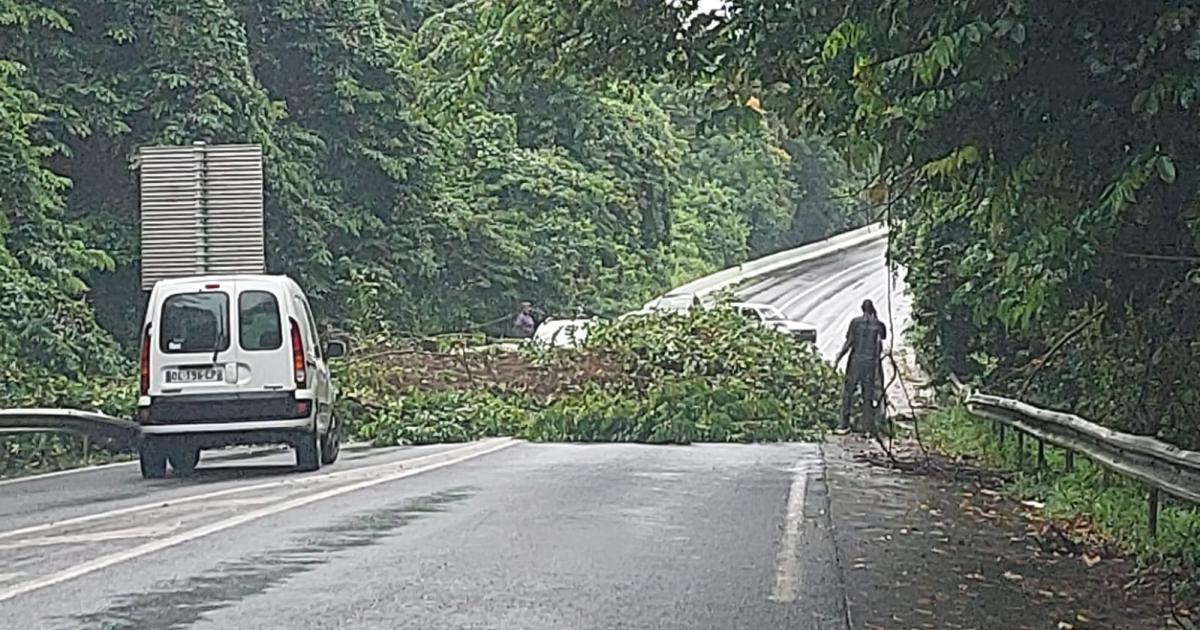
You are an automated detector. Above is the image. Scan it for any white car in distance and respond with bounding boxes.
[532,318,594,348]
[729,301,818,344]
[641,293,703,313]
[620,293,705,320]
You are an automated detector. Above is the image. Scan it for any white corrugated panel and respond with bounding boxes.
[205,144,264,275]
[139,145,205,290]
[139,143,265,290]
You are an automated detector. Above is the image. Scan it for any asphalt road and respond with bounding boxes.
[735,236,901,361]
[735,237,928,416]
[0,440,845,630]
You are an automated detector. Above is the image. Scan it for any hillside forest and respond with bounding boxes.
[0,0,860,418]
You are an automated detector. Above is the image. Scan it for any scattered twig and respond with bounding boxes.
[887,350,929,458]
[347,348,456,364]
[1017,307,1106,398]
[1105,249,1200,264]
[457,338,476,387]
[1168,579,1197,629]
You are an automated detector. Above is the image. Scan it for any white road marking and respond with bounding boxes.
[0,439,506,542]
[0,525,181,551]
[0,572,24,585]
[199,496,285,509]
[769,463,813,603]
[0,438,517,603]
[0,445,289,488]
[777,257,881,312]
[0,441,504,543]
[0,460,137,488]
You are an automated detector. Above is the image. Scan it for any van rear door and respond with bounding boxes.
[153,281,238,396]
[234,279,293,393]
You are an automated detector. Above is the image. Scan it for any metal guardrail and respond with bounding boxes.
[0,409,140,452]
[665,222,889,300]
[961,388,1200,535]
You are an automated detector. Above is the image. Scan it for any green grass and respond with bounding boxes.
[925,406,1200,588]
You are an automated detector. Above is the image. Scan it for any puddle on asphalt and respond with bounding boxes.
[58,488,475,630]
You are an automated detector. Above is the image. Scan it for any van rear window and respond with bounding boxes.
[160,292,230,353]
[239,291,282,351]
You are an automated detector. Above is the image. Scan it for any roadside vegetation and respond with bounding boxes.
[491,0,1200,450]
[925,407,1200,601]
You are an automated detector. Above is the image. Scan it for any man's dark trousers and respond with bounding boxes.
[841,358,880,432]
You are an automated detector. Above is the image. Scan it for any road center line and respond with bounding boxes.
[0,437,517,603]
[777,257,881,313]
[0,573,23,585]
[0,525,182,551]
[0,441,509,543]
[769,463,812,603]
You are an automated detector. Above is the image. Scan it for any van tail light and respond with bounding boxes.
[139,324,151,396]
[290,318,307,388]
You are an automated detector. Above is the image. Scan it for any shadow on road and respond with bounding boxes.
[172,464,300,484]
[60,488,476,630]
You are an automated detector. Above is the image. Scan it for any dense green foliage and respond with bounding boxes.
[588,307,837,411]
[490,0,1200,448]
[347,309,840,445]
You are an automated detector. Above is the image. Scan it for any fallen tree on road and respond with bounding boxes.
[338,308,841,445]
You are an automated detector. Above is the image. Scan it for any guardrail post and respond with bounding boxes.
[1064,450,1075,473]
[1148,488,1160,538]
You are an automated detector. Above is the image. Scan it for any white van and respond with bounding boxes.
[135,275,347,478]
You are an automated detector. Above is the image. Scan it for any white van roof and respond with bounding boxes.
[152,274,298,291]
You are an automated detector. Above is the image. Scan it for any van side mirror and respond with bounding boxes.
[324,340,348,359]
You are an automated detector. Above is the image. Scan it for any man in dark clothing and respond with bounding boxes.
[511,301,536,338]
[835,299,888,432]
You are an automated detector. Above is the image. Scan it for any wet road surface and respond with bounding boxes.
[2,442,848,629]
[735,237,899,362]
[1,438,1169,629]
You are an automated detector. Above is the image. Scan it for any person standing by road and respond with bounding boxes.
[835,299,887,433]
[511,301,536,338]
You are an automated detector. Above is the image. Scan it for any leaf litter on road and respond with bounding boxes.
[831,435,1187,629]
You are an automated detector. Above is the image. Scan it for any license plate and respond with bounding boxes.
[165,367,223,384]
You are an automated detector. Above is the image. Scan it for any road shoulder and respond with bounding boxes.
[824,436,1172,629]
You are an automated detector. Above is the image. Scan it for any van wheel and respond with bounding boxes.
[320,419,341,466]
[295,430,322,472]
[168,445,201,476]
[139,438,168,479]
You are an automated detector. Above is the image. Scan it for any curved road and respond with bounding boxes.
[736,237,921,415]
[736,237,904,360]
[0,234,1155,629]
